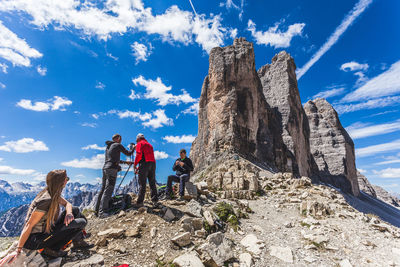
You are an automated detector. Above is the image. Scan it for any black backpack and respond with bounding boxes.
[109,193,132,212]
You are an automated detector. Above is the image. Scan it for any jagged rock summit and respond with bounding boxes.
[191,38,359,197]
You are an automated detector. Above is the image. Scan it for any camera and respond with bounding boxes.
[129,143,135,149]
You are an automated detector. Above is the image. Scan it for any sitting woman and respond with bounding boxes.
[0,169,92,264]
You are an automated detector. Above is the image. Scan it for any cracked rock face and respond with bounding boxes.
[258,51,314,178]
[190,37,287,173]
[304,98,359,196]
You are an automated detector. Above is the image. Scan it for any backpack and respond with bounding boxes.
[109,194,132,212]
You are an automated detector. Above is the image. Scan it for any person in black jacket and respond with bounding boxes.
[95,134,134,217]
[165,149,194,200]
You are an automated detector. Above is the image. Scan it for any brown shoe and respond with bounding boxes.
[42,248,68,258]
[72,239,94,249]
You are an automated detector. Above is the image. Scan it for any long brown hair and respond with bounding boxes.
[31,169,67,233]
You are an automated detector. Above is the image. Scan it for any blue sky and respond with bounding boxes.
[0,0,400,193]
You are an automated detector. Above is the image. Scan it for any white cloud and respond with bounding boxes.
[95,81,105,90]
[0,63,8,73]
[340,61,369,72]
[16,96,72,112]
[341,60,400,102]
[36,65,47,76]
[0,158,3,162]
[296,0,373,79]
[0,82,5,89]
[356,139,400,158]
[132,76,197,106]
[131,42,151,64]
[372,168,400,179]
[334,95,400,114]
[312,86,346,99]
[80,122,97,128]
[142,109,173,129]
[182,101,200,116]
[0,138,49,153]
[346,119,400,139]
[61,153,104,169]
[220,0,244,19]
[0,1,229,53]
[154,151,169,160]
[81,144,105,151]
[375,158,400,166]
[106,52,118,61]
[129,89,140,100]
[113,109,173,129]
[247,19,305,48]
[229,28,238,39]
[0,165,36,175]
[163,135,196,144]
[358,168,367,174]
[0,21,42,67]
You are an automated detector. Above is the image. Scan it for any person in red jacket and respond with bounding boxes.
[134,133,158,207]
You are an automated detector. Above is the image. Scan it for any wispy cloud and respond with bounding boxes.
[0,63,7,73]
[0,165,36,175]
[312,86,346,99]
[334,96,400,114]
[340,61,369,72]
[296,0,373,79]
[372,168,400,179]
[61,154,104,169]
[17,96,72,112]
[163,135,196,144]
[131,42,152,64]
[341,60,400,102]
[247,19,305,48]
[95,81,106,90]
[80,122,97,128]
[0,21,42,67]
[0,82,5,89]
[36,65,47,76]
[346,119,400,139]
[81,144,105,151]
[132,76,197,106]
[220,0,245,20]
[356,139,400,158]
[0,138,49,153]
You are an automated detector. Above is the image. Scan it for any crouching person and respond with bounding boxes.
[165,149,194,200]
[0,170,92,264]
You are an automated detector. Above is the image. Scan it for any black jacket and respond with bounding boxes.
[103,141,134,170]
[172,157,194,176]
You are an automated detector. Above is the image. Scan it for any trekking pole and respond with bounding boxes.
[114,163,132,196]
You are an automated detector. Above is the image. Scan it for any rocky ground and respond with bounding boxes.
[2,173,400,266]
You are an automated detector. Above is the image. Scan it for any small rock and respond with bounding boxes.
[48,257,62,267]
[150,227,157,238]
[173,251,205,267]
[239,253,252,267]
[240,234,264,255]
[253,225,263,232]
[195,229,207,238]
[192,218,204,230]
[284,222,293,228]
[126,227,141,238]
[171,232,191,247]
[95,236,108,247]
[185,199,203,217]
[339,259,353,267]
[63,254,104,267]
[117,210,126,217]
[97,228,125,238]
[163,208,176,222]
[203,210,215,226]
[269,246,293,263]
[138,206,147,213]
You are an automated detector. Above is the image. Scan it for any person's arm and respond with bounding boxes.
[0,210,45,265]
[183,158,194,172]
[119,143,134,156]
[172,159,179,171]
[59,197,74,226]
[134,143,142,168]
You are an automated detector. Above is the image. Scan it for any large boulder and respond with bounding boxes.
[258,51,314,177]
[190,37,287,175]
[304,98,359,196]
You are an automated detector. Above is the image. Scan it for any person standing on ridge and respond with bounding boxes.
[133,133,158,207]
[165,149,194,200]
[95,134,134,217]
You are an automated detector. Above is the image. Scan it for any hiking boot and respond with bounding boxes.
[42,248,68,258]
[98,212,111,218]
[72,239,94,250]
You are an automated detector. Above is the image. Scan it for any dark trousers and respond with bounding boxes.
[167,174,190,196]
[24,207,87,251]
[95,168,118,214]
[137,161,158,204]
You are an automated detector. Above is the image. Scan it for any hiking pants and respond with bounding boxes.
[95,168,118,214]
[24,207,87,251]
[136,161,158,204]
[167,174,190,196]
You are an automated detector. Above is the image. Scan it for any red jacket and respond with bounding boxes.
[134,139,155,166]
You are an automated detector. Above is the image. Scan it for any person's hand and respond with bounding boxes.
[134,167,139,174]
[0,250,19,266]
[64,213,74,226]
[179,162,185,167]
